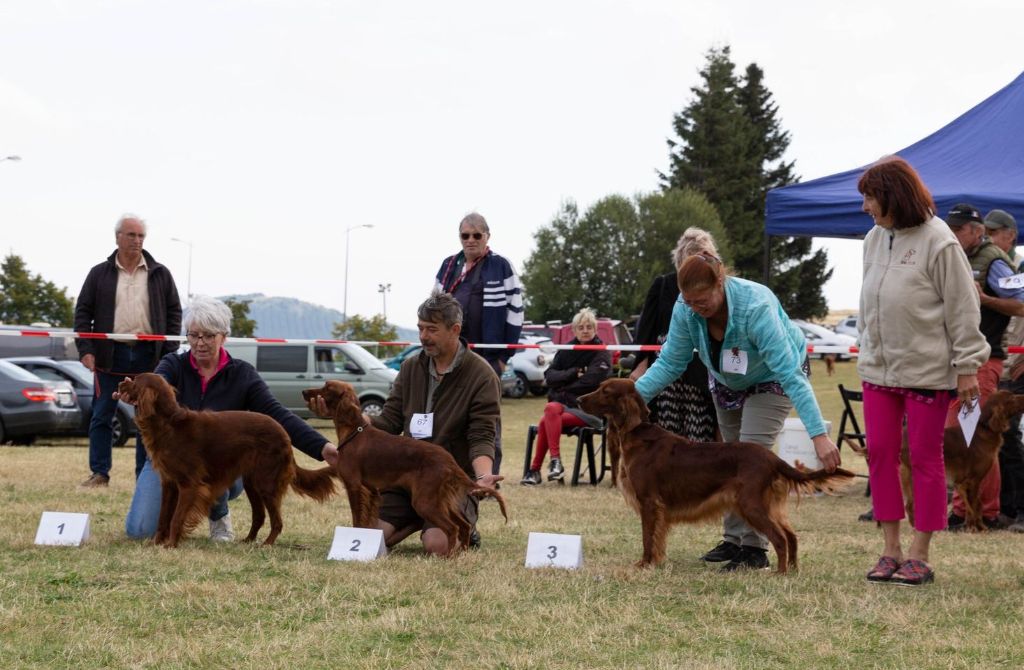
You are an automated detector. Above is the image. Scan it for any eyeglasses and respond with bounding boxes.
[460,232,484,240]
[186,332,221,343]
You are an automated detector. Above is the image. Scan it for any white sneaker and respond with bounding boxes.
[209,513,234,542]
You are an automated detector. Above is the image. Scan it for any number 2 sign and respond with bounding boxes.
[327,527,387,562]
[34,511,91,546]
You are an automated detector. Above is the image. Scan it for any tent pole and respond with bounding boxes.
[763,233,772,285]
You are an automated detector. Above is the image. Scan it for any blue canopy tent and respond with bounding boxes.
[765,70,1024,244]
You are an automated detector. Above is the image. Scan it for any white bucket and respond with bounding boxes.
[776,418,831,470]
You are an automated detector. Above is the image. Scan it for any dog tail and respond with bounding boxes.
[292,464,337,502]
[778,461,856,497]
[469,485,509,523]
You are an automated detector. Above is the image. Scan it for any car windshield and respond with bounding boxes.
[0,359,44,382]
[339,343,387,370]
[54,360,94,386]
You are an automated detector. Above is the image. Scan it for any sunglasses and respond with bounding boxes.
[461,232,484,240]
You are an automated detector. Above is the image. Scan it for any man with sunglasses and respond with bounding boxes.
[74,213,182,488]
[435,212,524,482]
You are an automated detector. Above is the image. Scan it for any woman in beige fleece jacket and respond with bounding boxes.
[857,157,989,586]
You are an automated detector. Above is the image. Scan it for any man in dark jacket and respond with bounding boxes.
[74,214,182,487]
[318,292,502,555]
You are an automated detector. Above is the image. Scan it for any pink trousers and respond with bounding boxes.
[864,385,952,532]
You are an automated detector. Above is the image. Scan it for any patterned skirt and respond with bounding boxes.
[651,374,718,442]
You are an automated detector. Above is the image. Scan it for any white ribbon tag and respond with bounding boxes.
[998,273,1024,289]
[722,348,748,374]
[959,400,981,447]
[410,413,434,439]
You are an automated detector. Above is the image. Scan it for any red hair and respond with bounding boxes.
[856,157,936,229]
[677,254,724,294]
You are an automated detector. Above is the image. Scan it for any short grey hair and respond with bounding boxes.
[115,213,147,235]
[671,227,719,269]
[417,290,463,329]
[183,295,232,336]
[459,212,490,235]
[571,307,598,330]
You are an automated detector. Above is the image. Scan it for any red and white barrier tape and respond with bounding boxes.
[0,328,887,355]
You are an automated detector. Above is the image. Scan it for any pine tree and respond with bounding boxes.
[663,47,831,319]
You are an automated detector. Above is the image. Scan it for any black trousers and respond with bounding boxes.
[999,377,1024,518]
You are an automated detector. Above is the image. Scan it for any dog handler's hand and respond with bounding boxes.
[307,396,331,419]
[957,373,980,407]
[321,442,339,467]
[476,473,504,490]
[811,434,841,472]
[112,376,134,404]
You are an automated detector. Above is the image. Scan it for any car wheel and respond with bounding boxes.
[112,411,128,447]
[529,385,547,397]
[360,397,386,417]
[0,420,5,444]
[505,373,527,399]
[12,435,36,446]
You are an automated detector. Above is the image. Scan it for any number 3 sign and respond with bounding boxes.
[525,532,583,569]
[34,511,91,546]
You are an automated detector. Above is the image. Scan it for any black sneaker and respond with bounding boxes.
[720,546,770,572]
[700,541,742,563]
[469,529,481,549]
[548,458,565,482]
[520,470,542,486]
[947,513,966,532]
[858,508,875,522]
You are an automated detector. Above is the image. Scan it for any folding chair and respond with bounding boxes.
[523,423,609,486]
[837,383,871,494]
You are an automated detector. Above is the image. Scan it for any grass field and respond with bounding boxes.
[3,359,1024,669]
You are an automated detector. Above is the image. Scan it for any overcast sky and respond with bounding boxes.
[2,0,1022,331]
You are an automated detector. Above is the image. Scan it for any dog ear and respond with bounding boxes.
[136,386,156,419]
[333,386,365,426]
[985,393,1012,435]
[613,384,650,434]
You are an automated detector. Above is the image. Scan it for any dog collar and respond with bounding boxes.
[337,423,366,450]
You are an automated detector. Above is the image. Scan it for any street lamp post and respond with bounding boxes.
[378,283,391,321]
[343,224,374,337]
[170,237,193,299]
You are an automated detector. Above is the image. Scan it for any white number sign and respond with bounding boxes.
[327,527,387,562]
[34,511,90,546]
[525,532,583,569]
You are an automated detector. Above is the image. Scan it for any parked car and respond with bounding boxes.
[383,344,421,371]
[834,314,859,338]
[3,356,138,446]
[0,359,81,445]
[792,320,857,360]
[503,336,557,399]
[522,318,634,368]
[228,341,397,417]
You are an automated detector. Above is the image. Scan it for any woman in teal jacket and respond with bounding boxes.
[635,253,841,572]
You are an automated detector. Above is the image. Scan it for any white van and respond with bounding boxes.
[228,342,396,417]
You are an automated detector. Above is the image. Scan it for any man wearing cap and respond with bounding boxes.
[945,204,1024,529]
[983,209,1024,532]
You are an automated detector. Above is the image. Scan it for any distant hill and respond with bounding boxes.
[218,294,417,342]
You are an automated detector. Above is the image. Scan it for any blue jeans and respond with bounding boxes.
[125,457,244,539]
[89,342,156,478]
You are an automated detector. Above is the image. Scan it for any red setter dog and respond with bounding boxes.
[118,373,336,547]
[579,378,854,572]
[902,390,1024,532]
[302,380,508,556]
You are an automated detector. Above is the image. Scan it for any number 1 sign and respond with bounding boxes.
[34,511,91,546]
[525,532,583,569]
